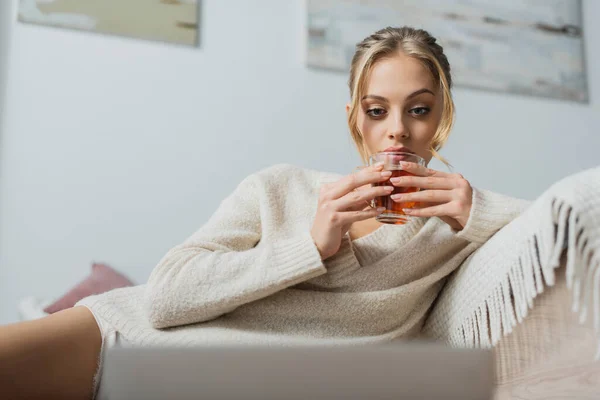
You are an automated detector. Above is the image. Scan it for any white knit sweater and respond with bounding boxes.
[77,164,531,347]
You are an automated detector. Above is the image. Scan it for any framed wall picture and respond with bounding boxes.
[18,0,199,46]
[307,0,587,102]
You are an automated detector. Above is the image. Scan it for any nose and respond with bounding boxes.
[387,113,409,140]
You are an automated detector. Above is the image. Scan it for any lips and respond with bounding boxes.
[382,146,415,154]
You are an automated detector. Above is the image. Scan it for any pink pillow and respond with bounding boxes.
[44,262,134,314]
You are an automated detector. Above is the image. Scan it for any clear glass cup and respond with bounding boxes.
[367,152,426,225]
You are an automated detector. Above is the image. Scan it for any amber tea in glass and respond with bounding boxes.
[369,152,426,225]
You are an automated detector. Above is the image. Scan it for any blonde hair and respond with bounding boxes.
[348,26,455,166]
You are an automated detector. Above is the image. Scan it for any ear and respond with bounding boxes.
[345,103,351,117]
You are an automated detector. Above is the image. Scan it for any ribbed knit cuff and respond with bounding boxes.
[455,188,527,245]
[269,233,327,284]
[326,235,362,271]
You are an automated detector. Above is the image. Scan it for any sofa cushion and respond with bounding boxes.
[43,262,134,314]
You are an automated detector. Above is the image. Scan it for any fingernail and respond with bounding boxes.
[400,161,409,168]
[384,186,394,192]
[391,194,402,200]
[390,177,401,183]
[376,207,386,212]
[381,171,392,177]
[403,208,412,214]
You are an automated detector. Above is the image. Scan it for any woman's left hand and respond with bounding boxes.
[389,162,473,231]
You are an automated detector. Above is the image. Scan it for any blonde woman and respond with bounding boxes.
[0,26,531,399]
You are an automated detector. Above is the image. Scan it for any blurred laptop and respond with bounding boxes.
[100,342,494,400]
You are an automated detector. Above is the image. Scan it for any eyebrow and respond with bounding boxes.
[361,88,435,102]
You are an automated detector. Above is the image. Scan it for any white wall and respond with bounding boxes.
[0,1,14,136]
[0,0,598,324]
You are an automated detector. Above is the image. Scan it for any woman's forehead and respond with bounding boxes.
[366,55,436,97]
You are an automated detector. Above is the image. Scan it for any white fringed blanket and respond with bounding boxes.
[424,166,600,358]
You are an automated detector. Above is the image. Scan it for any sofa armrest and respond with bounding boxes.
[493,264,600,398]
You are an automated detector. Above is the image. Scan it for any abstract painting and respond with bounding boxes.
[18,0,199,46]
[307,0,587,102]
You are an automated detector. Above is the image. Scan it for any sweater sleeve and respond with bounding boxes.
[454,187,531,245]
[144,169,326,329]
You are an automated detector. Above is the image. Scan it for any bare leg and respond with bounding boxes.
[0,306,102,400]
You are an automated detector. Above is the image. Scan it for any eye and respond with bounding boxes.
[366,107,387,117]
[410,107,430,116]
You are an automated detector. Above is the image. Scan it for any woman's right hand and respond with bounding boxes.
[310,163,394,260]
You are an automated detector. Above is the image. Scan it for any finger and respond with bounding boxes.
[334,185,394,211]
[402,203,454,218]
[338,207,385,225]
[390,190,453,204]
[399,161,451,178]
[390,175,456,190]
[328,164,391,199]
[346,202,376,212]
[353,181,373,193]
